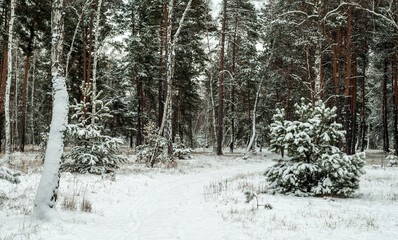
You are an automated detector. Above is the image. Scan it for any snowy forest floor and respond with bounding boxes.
[1,149,398,240]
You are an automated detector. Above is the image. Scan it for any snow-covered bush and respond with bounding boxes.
[137,123,191,165]
[136,121,167,165]
[386,154,398,167]
[264,99,365,197]
[0,167,21,183]
[62,83,128,174]
[173,136,191,160]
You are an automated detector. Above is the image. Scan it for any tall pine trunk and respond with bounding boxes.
[393,48,398,155]
[230,3,238,153]
[383,59,390,153]
[344,6,352,154]
[360,55,367,152]
[350,46,358,154]
[217,0,226,156]
[21,0,38,152]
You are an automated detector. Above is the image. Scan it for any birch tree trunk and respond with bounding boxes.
[91,0,102,125]
[245,51,273,156]
[313,0,324,105]
[65,0,91,82]
[204,1,217,150]
[245,80,262,155]
[4,0,15,164]
[31,53,37,146]
[158,0,192,161]
[33,0,69,220]
[13,46,18,150]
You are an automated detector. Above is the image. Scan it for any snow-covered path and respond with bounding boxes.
[34,156,268,240]
[111,161,265,240]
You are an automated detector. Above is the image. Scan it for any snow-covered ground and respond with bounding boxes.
[1,150,398,239]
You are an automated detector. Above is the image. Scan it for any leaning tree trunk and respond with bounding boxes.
[33,0,69,220]
[4,0,15,164]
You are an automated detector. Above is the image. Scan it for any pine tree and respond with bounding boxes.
[61,83,128,174]
[265,99,365,197]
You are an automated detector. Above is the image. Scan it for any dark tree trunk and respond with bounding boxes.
[21,0,38,152]
[217,0,226,156]
[383,59,390,153]
[360,55,367,152]
[344,7,352,154]
[158,4,164,128]
[230,4,237,154]
[350,46,358,154]
[393,50,398,155]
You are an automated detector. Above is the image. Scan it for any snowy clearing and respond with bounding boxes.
[1,150,398,240]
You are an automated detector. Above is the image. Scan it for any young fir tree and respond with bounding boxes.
[136,121,167,166]
[61,83,128,174]
[265,99,365,197]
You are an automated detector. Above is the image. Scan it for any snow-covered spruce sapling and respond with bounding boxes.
[265,99,365,197]
[173,136,192,160]
[61,83,128,174]
[136,121,167,166]
[0,167,21,183]
[386,154,398,167]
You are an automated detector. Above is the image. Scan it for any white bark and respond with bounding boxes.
[245,80,262,155]
[149,0,192,163]
[65,0,92,81]
[13,45,18,149]
[4,0,16,164]
[313,0,323,105]
[245,51,274,156]
[33,0,69,220]
[31,53,37,146]
[159,0,192,135]
[204,1,217,149]
[91,0,103,125]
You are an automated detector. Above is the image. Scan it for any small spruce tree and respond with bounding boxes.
[62,83,128,174]
[136,121,167,166]
[264,99,365,197]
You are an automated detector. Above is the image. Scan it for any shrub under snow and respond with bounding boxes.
[264,99,365,197]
